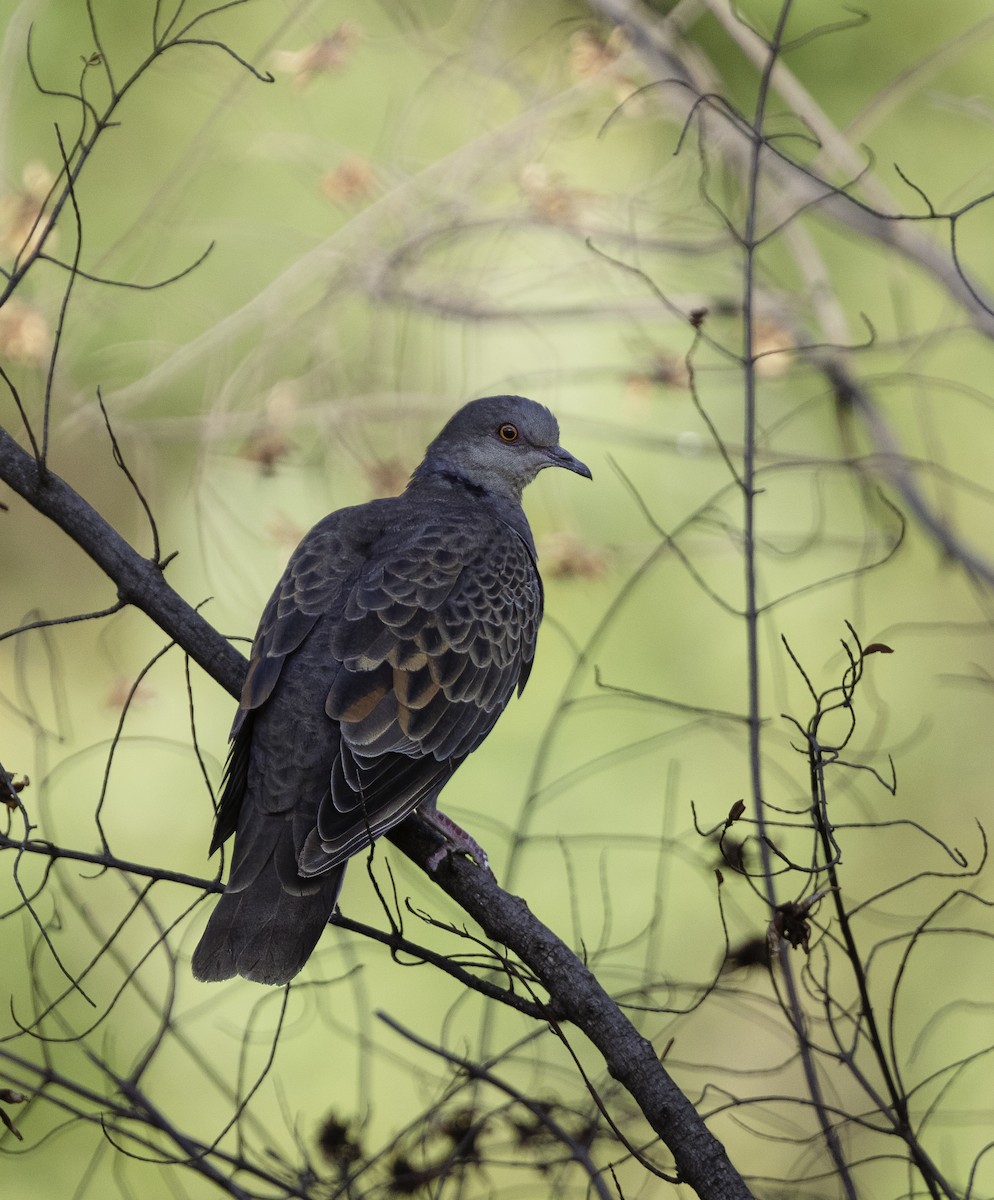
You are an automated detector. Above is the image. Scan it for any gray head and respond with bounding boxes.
[410,395,591,501]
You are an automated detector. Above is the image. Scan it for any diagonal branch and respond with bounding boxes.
[0,425,244,694]
[388,818,751,1196]
[0,426,753,1199]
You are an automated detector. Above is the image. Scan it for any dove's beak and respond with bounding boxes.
[546,444,592,480]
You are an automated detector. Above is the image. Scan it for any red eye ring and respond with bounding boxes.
[498,423,519,443]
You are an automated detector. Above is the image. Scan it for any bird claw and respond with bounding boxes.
[421,808,491,874]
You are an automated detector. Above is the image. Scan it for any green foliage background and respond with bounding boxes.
[2,1,994,1197]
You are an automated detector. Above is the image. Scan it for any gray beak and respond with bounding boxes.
[546,444,592,480]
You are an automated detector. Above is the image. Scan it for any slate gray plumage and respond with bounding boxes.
[191,395,590,985]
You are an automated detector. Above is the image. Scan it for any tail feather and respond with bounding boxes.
[192,860,344,985]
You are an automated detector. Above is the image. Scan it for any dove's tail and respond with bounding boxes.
[192,853,344,986]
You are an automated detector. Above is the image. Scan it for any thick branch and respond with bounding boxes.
[0,428,752,1200]
[390,819,751,1197]
[0,426,245,695]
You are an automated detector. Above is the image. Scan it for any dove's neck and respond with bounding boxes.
[405,466,536,553]
[407,459,523,504]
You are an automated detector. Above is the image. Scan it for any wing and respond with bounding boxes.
[298,512,543,875]
[209,509,370,852]
[210,501,542,882]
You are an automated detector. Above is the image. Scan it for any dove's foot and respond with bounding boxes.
[421,808,491,874]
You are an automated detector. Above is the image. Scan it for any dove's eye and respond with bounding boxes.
[498,423,519,443]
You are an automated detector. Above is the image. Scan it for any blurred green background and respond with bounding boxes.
[2,1,994,1196]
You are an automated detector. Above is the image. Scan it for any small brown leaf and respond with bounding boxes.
[273,22,361,89]
[104,678,156,711]
[0,1109,23,1140]
[752,317,796,376]
[239,428,291,476]
[0,1090,26,1141]
[863,642,893,656]
[321,155,376,204]
[537,531,608,580]
[727,798,746,824]
[0,162,57,258]
[2,772,29,810]
[316,1112,361,1166]
[0,299,51,366]
[363,457,409,499]
[724,936,770,972]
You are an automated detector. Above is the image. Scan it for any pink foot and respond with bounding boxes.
[420,807,491,873]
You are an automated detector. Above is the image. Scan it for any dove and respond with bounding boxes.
[192,395,590,984]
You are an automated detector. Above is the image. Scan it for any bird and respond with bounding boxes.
[191,395,591,985]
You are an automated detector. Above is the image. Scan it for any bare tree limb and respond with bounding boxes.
[0,428,753,1197]
[0,425,244,695]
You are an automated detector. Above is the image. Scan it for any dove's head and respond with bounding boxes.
[412,395,591,501]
